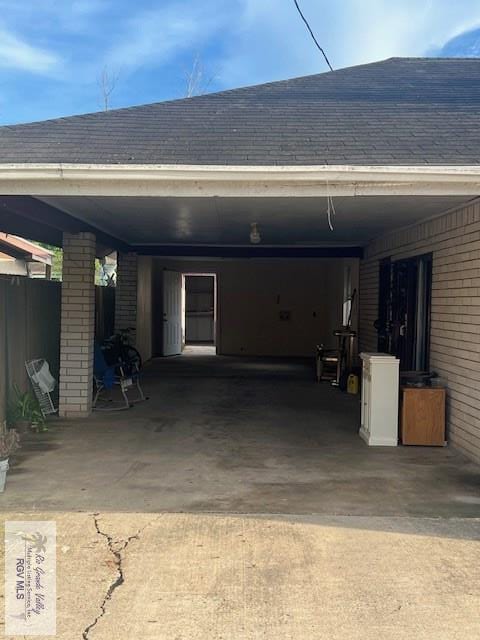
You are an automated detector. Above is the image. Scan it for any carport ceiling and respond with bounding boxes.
[38,194,469,246]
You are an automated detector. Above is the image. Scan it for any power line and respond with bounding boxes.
[292,0,334,71]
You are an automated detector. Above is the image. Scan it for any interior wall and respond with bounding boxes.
[359,198,480,464]
[136,256,153,362]
[153,258,358,357]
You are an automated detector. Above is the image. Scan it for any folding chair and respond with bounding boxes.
[93,343,145,411]
[25,359,57,417]
[316,329,356,387]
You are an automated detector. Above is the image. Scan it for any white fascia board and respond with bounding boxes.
[0,163,480,197]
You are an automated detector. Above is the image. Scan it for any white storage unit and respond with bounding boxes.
[359,353,400,446]
[185,278,215,344]
[186,313,214,342]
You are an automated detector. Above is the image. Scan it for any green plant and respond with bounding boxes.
[7,385,47,431]
[0,422,20,460]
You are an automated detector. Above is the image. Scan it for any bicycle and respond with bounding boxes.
[101,327,142,373]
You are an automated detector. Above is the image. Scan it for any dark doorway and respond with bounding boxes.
[184,274,216,347]
[376,254,432,371]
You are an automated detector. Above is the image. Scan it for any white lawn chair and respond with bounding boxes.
[25,359,57,417]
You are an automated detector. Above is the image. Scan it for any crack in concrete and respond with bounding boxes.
[82,513,142,640]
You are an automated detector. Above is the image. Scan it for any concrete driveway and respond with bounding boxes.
[2,354,480,638]
[1,511,480,639]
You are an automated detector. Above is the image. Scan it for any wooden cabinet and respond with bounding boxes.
[400,387,446,446]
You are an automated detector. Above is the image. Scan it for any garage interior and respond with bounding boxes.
[2,186,480,513]
[35,191,464,367]
[151,256,357,359]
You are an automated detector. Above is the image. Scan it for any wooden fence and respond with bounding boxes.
[0,276,115,424]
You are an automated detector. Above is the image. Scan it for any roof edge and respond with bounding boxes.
[0,163,479,198]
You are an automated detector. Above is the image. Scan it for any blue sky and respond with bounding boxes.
[0,0,479,125]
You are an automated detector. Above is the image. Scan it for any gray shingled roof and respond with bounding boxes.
[1,57,480,166]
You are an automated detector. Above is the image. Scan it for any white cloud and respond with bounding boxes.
[333,0,480,64]
[106,3,226,71]
[218,0,480,88]
[0,26,60,73]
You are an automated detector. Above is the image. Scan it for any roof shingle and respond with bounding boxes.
[1,57,480,166]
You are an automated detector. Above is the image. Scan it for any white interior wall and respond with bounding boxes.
[152,258,359,357]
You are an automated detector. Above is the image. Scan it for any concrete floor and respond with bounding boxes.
[2,511,480,640]
[3,352,480,639]
[3,352,480,517]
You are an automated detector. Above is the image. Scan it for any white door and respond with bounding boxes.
[162,270,182,356]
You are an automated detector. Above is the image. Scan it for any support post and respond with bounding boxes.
[59,232,96,417]
[115,252,138,343]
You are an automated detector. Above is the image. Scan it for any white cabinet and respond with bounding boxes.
[359,353,399,446]
[185,289,214,343]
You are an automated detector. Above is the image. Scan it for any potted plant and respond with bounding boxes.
[0,422,20,492]
[7,385,47,433]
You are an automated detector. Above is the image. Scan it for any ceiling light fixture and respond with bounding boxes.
[250,222,261,244]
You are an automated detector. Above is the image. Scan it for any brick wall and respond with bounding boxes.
[359,199,480,463]
[59,232,95,417]
[115,252,137,341]
[136,256,153,362]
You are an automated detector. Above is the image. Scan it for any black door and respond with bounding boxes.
[391,259,417,369]
[376,254,432,371]
[376,258,392,353]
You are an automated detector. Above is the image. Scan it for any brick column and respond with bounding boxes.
[115,252,138,343]
[59,232,96,418]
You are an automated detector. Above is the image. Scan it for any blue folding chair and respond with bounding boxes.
[93,343,145,411]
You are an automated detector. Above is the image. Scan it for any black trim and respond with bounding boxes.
[0,207,63,246]
[135,245,364,258]
[0,196,129,252]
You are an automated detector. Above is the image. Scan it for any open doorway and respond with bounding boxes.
[183,273,217,354]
